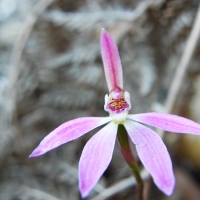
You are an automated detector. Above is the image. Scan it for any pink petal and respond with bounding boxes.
[128,113,200,134]
[79,122,118,198]
[101,29,123,91]
[124,119,175,196]
[29,117,111,157]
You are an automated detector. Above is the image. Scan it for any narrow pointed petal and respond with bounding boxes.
[29,117,111,157]
[79,122,118,198]
[124,120,175,196]
[101,29,123,91]
[128,112,200,134]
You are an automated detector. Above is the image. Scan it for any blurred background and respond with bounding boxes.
[0,0,200,199]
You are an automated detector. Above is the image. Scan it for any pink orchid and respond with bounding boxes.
[30,29,200,198]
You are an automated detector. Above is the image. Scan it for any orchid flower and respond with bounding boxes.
[30,29,200,198]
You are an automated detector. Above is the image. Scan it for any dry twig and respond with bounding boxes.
[90,170,149,200]
[17,185,61,200]
[156,4,200,140]
[7,0,55,121]
[165,4,200,113]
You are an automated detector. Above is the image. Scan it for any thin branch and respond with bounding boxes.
[165,4,200,113]
[7,0,55,121]
[90,170,149,200]
[101,0,165,43]
[18,185,60,200]
[155,4,200,140]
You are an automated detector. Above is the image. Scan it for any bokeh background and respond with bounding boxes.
[1,0,200,199]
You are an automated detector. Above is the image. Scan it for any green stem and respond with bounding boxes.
[117,124,144,200]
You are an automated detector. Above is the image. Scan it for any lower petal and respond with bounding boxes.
[79,122,118,198]
[124,119,175,196]
[29,117,111,157]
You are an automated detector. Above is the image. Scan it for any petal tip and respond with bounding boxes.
[159,176,175,196]
[79,182,90,199]
[163,186,174,196]
[101,28,108,38]
[28,154,33,158]
[101,27,106,32]
[29,148,44,158]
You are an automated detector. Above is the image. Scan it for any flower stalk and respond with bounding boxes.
[117,124,144,200]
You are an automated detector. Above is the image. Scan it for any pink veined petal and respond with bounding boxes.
[128,112,200,134]
[101,29,123,91]
[124,119,175,196]
[29,117,111,157]
[79,122,118,198]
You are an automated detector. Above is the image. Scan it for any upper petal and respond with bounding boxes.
[124,119,175,196]
[79,122,118,198]
[101,29,123,91]
[29,117,111,157]
[128,112,200,134]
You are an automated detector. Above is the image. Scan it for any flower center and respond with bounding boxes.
[104,87,131,124]
[107,97,130,113]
